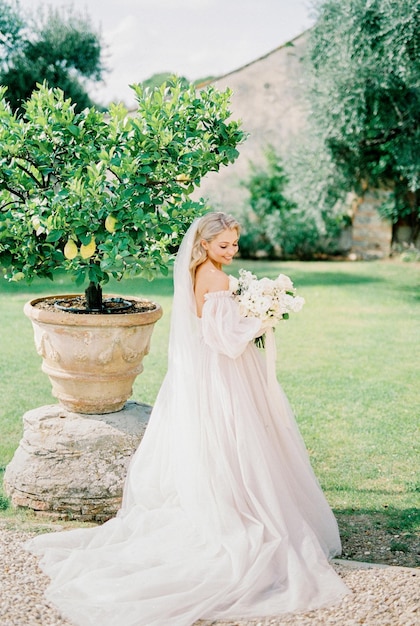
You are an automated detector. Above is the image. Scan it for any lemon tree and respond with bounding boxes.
[0,80,245,309]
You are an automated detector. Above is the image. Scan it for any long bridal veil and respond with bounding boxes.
[120,218,207,520]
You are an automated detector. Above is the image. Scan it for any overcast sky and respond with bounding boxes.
[17,0,316,107]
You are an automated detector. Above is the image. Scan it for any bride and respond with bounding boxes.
[27,212,349,625]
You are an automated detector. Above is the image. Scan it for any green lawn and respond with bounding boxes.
[1,259,419,561]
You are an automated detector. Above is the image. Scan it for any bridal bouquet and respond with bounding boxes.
[230,269,304,344]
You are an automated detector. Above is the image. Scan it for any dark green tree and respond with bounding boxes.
[0,0,24,59]
[0,0,104,113]
[141,73,190,91]
[240,147,323,259]
[305,0,420,240]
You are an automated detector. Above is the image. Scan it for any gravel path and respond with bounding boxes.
[0,526,418,626]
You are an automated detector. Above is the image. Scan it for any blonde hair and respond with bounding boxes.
[189,212,240,280]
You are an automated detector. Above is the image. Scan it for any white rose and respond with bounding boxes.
[289,295,305,312]
[238,269,256,289]
[275,273,294,292]
[229,275,239,293]
[253,295,271,317]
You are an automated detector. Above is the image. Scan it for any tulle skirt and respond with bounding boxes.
[26,341,349,625]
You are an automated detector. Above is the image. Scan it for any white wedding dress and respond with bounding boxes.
[26,220,349,626]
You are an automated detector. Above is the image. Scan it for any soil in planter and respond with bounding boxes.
[33,296,158,315]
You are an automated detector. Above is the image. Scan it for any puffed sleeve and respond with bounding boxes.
[201,291,261,359]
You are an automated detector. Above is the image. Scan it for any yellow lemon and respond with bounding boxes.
[176,173,190,182]
[105,214,117,233]
[11,272,25,282]
[64,239,78,260]
[31,216,41,230]
[80,237,96,259]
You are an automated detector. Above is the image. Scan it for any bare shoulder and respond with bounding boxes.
[195,262,229,293]
[194,262,230,317]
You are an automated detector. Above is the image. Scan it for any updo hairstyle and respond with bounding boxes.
[189,212,240,280]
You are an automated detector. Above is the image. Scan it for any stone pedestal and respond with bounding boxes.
[3,401,151,522]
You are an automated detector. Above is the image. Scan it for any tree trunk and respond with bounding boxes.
[85,281,103,310]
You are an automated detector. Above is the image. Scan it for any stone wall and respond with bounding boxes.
[196,33,309,212]
[351,190,393,259]
[195,32,400,258]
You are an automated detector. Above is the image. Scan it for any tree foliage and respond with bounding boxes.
[305,0,420,235]
[239,147,331,259]
[0,79,245,308]
[141,73,190,91]
[0,0,103,113]
[142,72,216,90]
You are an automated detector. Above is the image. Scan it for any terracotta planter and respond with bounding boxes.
[24,295,163,414]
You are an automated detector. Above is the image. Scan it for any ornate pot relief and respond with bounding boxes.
[24,295,163,414]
